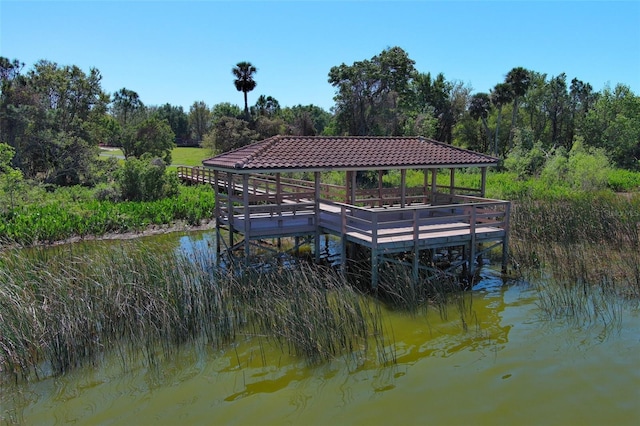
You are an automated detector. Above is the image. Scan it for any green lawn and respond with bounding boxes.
[171,147,212,166]
[99,147,213,168]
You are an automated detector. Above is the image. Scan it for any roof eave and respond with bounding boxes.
[201,162,499,174]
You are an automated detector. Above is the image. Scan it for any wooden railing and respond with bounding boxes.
[178,166,485,207]
[318,198,510,247]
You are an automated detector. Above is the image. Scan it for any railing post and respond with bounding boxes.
[469,205,477,276]
[502,201,511,274]
[340,205,347,277]
[412,209,419,285]
[314,172,321,263]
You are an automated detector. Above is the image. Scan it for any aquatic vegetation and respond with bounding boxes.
[0,242,394,384]
[0,185,216,247]
[510,192,640,324]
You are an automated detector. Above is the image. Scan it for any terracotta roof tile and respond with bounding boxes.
[202,136,498,171]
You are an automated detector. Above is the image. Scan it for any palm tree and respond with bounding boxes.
[469,92,492,148]
[505,67,531,149]
[490,82,513,157]
[232,62,257,120]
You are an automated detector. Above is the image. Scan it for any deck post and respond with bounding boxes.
[378,170,384,207]
[469,205,477,276]
[412,210,419,285]
[501,202,511,273]
[214,170,221,262]
[227,172,234,251]
[345,171,350,203]
[340,204,347,277]
[400,169,407,208]
[449,169,455,195]
[371,248,379,289]
[430,169,437,201]
[276,173,282,205]
[243,174,250,263]
[480,167,488,197]
[423,168,428,204]
[314,172,321,262]
[350,171,357,205]
[371,213,379,288]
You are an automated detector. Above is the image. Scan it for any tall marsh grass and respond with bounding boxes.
[510,192,640,323]
[0,242,393,385]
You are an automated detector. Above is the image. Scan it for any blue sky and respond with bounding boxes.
[2,0,639,112]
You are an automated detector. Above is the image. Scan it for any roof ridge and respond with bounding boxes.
[418,136,498,161]
[232,135,281,168]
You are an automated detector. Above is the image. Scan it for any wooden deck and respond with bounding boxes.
[228,199,509,253]
[178,165,510,286]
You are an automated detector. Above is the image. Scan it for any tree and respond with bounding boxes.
[567,78,596,145]
[188,101,212,144]
[0,142,23,212]
[490,82,513,156]
[155,103,189,144]
[281,104,332,136]
[211,102,242,124]
[579,84,640,169]
[521,71,550,144]
[111,88,145,128]
[544,73,569,148]
[328,47,415,136]
[0,58,108,185]
[232,61,257,120]
[209,116,259,153]
[121,116,175,164]
[505,67,531,149]
[469,93,493,149]
[253,95,280,118]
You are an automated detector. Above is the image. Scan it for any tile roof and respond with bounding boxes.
[202,136,498,171]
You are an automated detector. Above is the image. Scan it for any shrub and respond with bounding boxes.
[117,156,179,201]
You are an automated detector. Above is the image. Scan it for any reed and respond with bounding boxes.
[0,242,393,384]
[510,192,640,323]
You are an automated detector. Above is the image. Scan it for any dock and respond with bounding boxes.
[179,136,510,287]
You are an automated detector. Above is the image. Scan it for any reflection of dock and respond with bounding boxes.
[178,136,510,287]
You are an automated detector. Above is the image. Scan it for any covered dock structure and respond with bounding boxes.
[179,135,510,288]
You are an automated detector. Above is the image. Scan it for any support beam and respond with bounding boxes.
[423,168,429,204]
[469,205,477,276]
[227,173,234,250]
[314,171,321,262]
[214,170,221,263]
[243,174,250,262]
[502,202,512,273]
[449,168,455,194]
[350,170,357,205]
[345,171,351,203]
[378,170,384,207]
[480,167,488,197]
[276,173,282,205]
[431,169,437,200]
[400,169,407,208]
[371,248,379,289]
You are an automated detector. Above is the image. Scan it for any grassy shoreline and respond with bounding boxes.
[0,184,217,248]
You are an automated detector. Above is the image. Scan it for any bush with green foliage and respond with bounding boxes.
[121,116,175,164]
[0,143,23,212]
[117,156,179,202]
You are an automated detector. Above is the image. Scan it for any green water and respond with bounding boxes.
[2,233,639,425]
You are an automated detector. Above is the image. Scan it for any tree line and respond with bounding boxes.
[328,47,640,172]
[1,47,639,194]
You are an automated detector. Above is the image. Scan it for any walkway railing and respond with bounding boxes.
[318,198,510,248]
[178,166,484,206]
